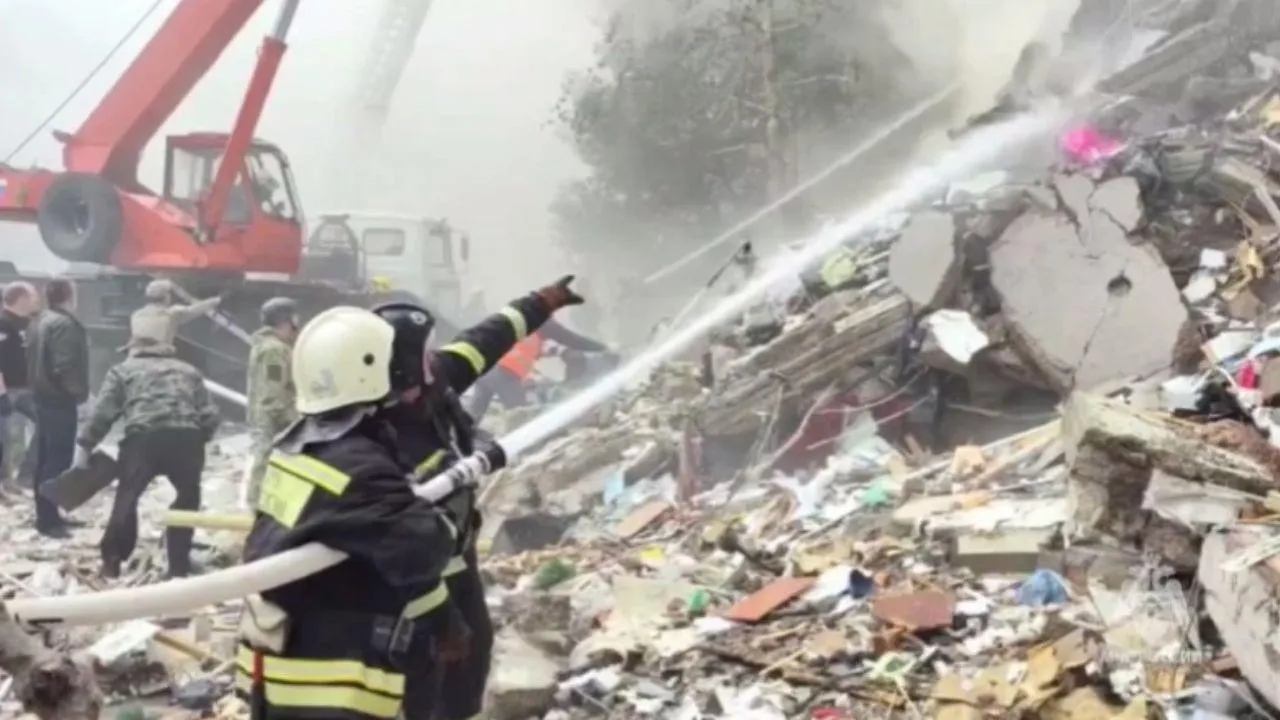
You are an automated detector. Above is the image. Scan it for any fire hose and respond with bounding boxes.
[7,442,507,628]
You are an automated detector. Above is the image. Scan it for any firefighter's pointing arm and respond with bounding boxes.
[432,275,586,395]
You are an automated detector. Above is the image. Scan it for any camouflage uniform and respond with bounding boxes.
[124,295,220,352]
[78,348,222,577]
[243,327,296,506]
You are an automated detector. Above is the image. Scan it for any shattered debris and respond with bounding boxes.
[452,21,1280,718]
[13,4,1280,719]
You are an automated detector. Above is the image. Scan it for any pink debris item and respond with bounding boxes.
[1060,125,1123,165]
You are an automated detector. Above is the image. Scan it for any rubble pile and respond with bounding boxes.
[457,40,1280,720]
[11,5,1280,720]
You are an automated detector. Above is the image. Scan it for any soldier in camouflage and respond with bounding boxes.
[75,331,221,578]
[123,279,221,352]
[242,297,299,508]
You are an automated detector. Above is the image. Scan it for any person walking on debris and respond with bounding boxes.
[233,306,464,720]
[0,282,40,489]
[466,314,615,420]
[75,328,221,578]
[27,279,88,538]
[371,275,584,719]
[243,298,300,508]
[125,279,221,352]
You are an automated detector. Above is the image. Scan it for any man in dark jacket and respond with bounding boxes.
[27,279,89,537]
[0,282,40,488]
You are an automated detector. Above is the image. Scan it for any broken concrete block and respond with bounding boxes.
[1198,532,1280,711]
[1062,393,1275,565]
[989,209,1187,393]
[1052,174,1094,222]
[1063,393,1275,489]
[888,211,959,309]
[697,294,910,436]
[504,592,573,636]
[952,529,1055,575]
[1090,177,1143,232]
[486,629,560,720]
[490,513,575,556]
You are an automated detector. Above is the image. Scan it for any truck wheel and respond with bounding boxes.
[37,173,123,263]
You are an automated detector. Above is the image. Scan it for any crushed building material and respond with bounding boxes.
[14,6,1280,719]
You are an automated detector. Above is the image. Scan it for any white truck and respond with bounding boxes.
[298,212,469,320]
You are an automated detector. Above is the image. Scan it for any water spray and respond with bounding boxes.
[4,105,1065,629]
[642,84,958,285]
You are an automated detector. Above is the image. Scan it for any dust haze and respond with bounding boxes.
[1,0,1078,321]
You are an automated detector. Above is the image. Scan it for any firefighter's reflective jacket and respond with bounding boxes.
[393,291,553,576]
[235,414,458,720]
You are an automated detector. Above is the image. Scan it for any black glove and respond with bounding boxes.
[536,275,585,312]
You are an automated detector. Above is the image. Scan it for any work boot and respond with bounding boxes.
[37,523,70,540]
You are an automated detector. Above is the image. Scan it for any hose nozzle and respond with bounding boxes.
[415,441,507,502]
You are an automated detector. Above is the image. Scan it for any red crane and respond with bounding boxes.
[0,0,303,274]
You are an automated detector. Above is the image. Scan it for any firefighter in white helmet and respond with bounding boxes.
[234,305,461,720]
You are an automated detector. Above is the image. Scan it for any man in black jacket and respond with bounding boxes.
[0,282,39,487]
[27,279,89,537]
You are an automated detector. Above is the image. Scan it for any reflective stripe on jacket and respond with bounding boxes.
[435,299,550,395]
[234,644,404,719]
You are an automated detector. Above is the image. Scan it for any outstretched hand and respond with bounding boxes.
[537,275,585,311]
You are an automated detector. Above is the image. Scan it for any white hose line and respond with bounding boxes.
[9,544,344,627]
[7,455,484,627]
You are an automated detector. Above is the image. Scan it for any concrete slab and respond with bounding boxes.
[1090,177,1144,232]
[1052,173,1094,221]
[989,209,1187,393]
[1199,532,1280,711]
[953,529,1056,574]
[888,211,960,309]
[486,629,561,719]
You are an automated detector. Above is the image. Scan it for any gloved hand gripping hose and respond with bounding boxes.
[7,439,510,628]
[415,440,507,502]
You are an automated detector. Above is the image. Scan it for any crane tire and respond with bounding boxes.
[37,173,123,263]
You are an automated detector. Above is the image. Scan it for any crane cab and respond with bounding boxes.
[298,213,467,318]
[161,132,303,272]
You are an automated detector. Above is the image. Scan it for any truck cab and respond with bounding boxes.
[297,212,468,318]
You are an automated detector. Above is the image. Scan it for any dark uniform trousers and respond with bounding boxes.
[102,427,205,575]
[401,543,493,720]
[237,450,455,720]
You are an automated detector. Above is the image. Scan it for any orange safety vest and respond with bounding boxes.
[498,333,544,380]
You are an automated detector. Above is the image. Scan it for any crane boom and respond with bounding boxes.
[357,0,435,114]
[66,0,271,190]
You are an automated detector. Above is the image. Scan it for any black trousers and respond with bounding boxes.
[402,545,493,720]
[466,369,527,421]
[102,428,205,576]
[33,400,77,529]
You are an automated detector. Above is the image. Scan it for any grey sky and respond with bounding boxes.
[1,0,595,291]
